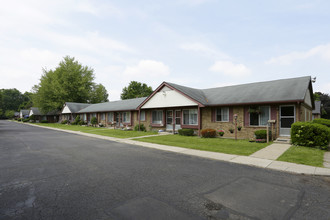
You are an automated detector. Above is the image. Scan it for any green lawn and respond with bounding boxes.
[136,135,270,156]
[277,146,325,167]
[34,123,157,138]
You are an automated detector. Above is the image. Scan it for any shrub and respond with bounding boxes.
[61,120,68,124]
[29,115,35,122]
[41,120,48,123]
[17,118,22,121]
[178,129,194,136]
[201,129,216,138]
[134,124,146,131]
[91,117,98,126]
[71,116,81,125]
[291,122,330,150]
[254,130,272,140]
[313,118,330,127]
[23,118,29,122]
[79,120,87,126]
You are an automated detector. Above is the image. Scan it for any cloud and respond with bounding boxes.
[123,60,170,77]
[180,42,230,59]
[209,61,251,77]
[266,43,330,65]
[179,0,210,6]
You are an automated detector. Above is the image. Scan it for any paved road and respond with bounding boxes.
[1,121,330,220]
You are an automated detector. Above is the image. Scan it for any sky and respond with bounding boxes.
[1,0,330,101]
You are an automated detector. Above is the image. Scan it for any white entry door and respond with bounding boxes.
[166,110,173,131]
[280,105,295,136]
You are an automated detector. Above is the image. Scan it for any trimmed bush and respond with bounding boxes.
[71,116,81,125]
[79,120,87,126]
[201,128,216,138]
[291,122,330,150]
[17,118,22,121]
[23,118,29,122]
[91,117,97,126]
[178,129,194,136]
[41,120,48,123]
[313,118,330,127]
[61,120,68,124]
[254,130,272,140]
[134,124,146,131]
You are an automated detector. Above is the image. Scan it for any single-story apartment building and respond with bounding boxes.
[312,101,322,119]
[19,109,30,119]
[76,97,146,128]
[136,76,314,139]
[29,107,60,123]
[60,102,92,122]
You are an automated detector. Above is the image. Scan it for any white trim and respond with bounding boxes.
[279,105,295,136]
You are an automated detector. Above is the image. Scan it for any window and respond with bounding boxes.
[140,111,146,121]
[83,114,87,121]
[249,106,270,126]
[183,109,198,125]
[216,107,229,122]
[152,110,163,124]
[101,113,105,120]
[108,112,113,122]
[122,112,130,123]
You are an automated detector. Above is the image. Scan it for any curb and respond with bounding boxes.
[23,122,330,177]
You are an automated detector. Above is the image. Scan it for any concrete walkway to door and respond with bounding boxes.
[250,143,291,160]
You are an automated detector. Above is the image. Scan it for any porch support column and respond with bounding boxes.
[198,105,201,136]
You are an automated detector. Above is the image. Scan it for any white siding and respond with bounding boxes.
[304,88,312,108]
[29,110,33,117]
[141,90,198,109]
[62,105,71,114]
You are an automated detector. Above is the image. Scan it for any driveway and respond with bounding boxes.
[1,120,330,220]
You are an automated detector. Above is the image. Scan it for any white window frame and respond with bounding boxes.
[215,107,229,122]
[249,106,270,126]
[140,111,146,121]
[122,112,131,123]
[183,109,198,125]
[101,113,105,120]
[152,110,163,124]
[108,112,113,122]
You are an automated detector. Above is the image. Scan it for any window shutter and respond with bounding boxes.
[244,107,249,126]
[229,107,233,122]
[271,106,277,120]
[211,108,215,122]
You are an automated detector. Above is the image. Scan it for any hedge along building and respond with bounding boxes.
[61,102,92,122]
[77,97,146,127]
[137,76,315,139]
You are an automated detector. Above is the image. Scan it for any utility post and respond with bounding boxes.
[234,114,238,140]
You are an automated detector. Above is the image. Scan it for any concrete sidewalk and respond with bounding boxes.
[250,143,291,160]
[24,122,330,176]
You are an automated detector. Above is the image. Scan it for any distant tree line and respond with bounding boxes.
[1,56,154,118]
[314,92,330,119]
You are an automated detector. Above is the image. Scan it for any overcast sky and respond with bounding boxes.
[1,0,330,100]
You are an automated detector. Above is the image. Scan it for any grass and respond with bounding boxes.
[277,146,325,167]
[34,123,157,138]
[136,135,270,156]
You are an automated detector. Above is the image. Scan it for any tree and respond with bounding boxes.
[120,81,153,100]
[314,92,330,119]
[90,84,109,103]
[5,110,15,119]
[33,56,109,113]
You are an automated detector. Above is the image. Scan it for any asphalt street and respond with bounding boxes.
[0,120,330,220]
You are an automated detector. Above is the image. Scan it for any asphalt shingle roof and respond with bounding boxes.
[166,76,311,106]
[312,101,321,114]
[78,97,146,113]
[20,110,30,115]
[64,102,92,113]
[30,107,60,116]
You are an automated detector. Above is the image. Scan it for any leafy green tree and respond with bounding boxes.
[90,84,109,103]
[0,88,24,112]
[120,81,153,100]
[5,110,15,119]
[91,116,97,127]
[33,56,109,113]
[314,92,330,119]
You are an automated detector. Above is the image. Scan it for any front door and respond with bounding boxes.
[175,110,181,130]
[166,110,173,131]
[280,105,295,136]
